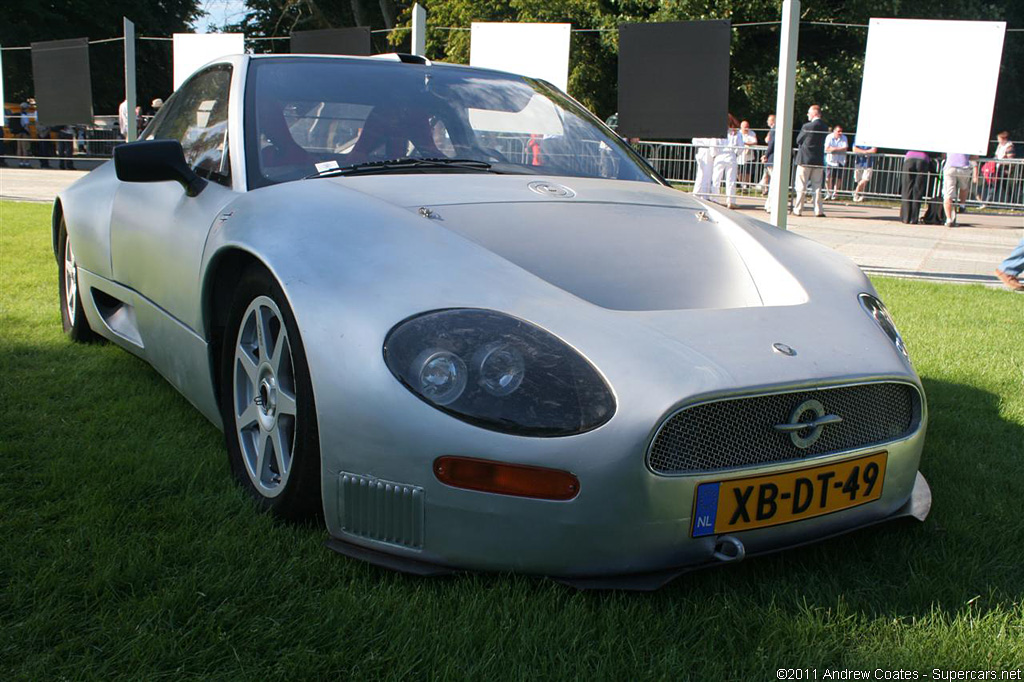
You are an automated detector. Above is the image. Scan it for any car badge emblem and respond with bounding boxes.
[528,181,576,198]
[773,398,843,449]
[772,342,796,356]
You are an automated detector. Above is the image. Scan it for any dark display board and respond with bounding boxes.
[617,21,731,139]
[291,27,372,56]
[31,37,93,126]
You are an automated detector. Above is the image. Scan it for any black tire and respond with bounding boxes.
[57,218,100,342]
[219,265,322,522]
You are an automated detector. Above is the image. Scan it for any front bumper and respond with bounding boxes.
[321,408,929,586]
[326,471,931,590]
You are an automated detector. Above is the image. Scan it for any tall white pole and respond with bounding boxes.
[124,17,137,142]
[769,0,800,229]
[411,3,427,57]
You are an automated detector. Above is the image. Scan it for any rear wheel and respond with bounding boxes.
[220,266,322,521]
[57,219,99,342]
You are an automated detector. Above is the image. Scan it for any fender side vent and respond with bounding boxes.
[91,288,143,348]
[338,473,425,549]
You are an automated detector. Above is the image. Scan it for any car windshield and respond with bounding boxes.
[244,57,660,188]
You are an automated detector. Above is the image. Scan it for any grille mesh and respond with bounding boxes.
[648,383,919,475]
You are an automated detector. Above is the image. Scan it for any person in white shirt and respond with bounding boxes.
[691,137,717,201]
[738,120,758,186]
[824,125,849,200]
[993,131,1016,205]
[119,100,128,138]
[710,114,744,209]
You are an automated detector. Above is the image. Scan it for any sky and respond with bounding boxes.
[193,0,249,33]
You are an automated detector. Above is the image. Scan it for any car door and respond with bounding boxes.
[110,63,239,332]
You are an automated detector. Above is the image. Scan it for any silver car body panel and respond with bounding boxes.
[54,53,929,583]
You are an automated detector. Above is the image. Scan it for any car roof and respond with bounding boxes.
[243,52,541,84]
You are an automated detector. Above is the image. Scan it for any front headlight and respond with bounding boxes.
[859,293,909,359]
[384,309,615,436]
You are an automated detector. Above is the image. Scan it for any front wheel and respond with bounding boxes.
[57,218,99,342]
[220,267,322,522]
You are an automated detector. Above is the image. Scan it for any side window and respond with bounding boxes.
[149,65,233,186]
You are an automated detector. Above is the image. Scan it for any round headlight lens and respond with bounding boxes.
[414,349,468,405]
[384,309,615,436]
[474,342,525,396]
[859,293,909,359]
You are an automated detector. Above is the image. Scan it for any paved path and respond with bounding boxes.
[3,167,1023,287]
[766,200,1024,286]
[1,167,88,203]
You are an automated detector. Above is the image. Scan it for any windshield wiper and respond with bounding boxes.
[305,157,495,179]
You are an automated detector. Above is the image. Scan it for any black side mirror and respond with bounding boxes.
[114,139,208,197]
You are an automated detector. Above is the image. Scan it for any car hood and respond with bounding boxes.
[329,174,807,311]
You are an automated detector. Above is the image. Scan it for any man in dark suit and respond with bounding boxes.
[792,104,829,217]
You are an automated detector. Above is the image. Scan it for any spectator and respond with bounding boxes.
[738,120,758,185]
[900,151,930,224]
[118,101,142,139]
[15,102,33,167]
[995,236,1024,291]
[824,124,849,200]
[55,125,75,170]
[711,113,743,209]
[995,130,1015,160]
[851,142,877,202]
[793,104,828,217]
[28,100,52,169]
[119,100,128,138]
[993,131,1015,205]
[691,136,716,201]
[1,106,13,167]
[759,114,775,198]
[978,159,997,204]
[942,152,975,227]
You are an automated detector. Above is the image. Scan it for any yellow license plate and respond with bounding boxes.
[690,452,887,537]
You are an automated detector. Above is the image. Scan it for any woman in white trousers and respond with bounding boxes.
[711,114,743,208]
[691,138,716,200]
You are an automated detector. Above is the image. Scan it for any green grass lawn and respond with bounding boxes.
[2,199,1024,680]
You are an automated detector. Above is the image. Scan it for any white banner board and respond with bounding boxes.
[470,23,571,92]
[854,19,1005,155]
[173,33,244,90]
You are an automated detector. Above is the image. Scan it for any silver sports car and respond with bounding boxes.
[54,53,930,589]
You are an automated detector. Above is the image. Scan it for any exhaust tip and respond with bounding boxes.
[712,535,746,563]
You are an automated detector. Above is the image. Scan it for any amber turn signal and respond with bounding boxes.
[433,456,580,500]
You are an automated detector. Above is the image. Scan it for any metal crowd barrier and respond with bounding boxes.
[634,140,1024,211]
[3,118,1023,212]
[0,115,140,167]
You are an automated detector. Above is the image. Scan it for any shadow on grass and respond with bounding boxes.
[653,374,1024,619]
[5,331,1023,675]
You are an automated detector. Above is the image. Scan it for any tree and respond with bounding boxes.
[222,1,409,54]
[1,0,203,114]
[389,0,1023,141]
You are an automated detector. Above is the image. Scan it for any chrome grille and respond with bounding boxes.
[648,383,920,475]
